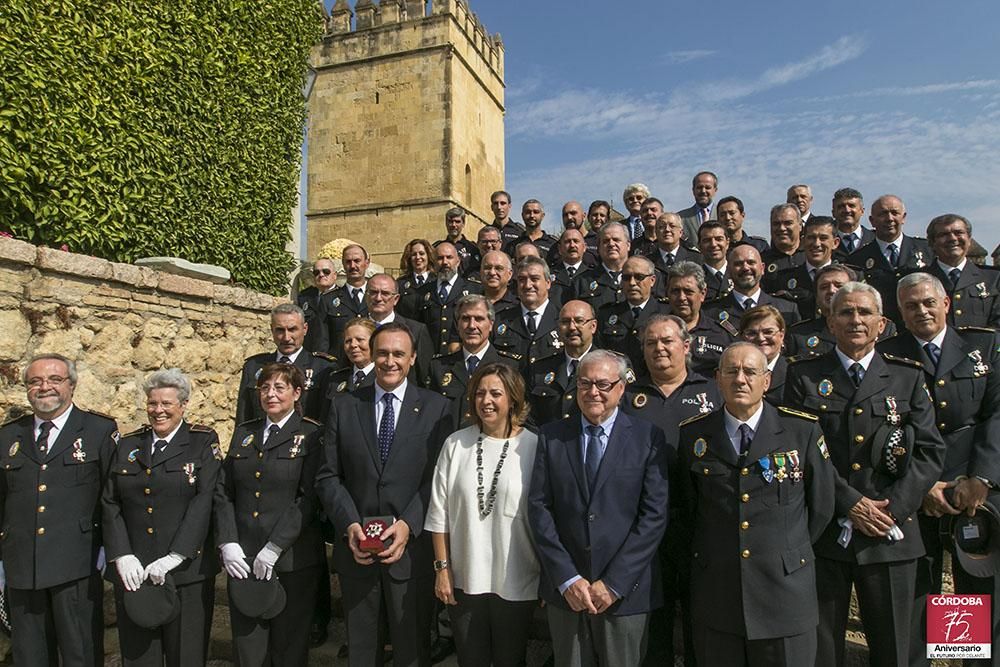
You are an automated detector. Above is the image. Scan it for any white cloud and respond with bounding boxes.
[662,49,716,65]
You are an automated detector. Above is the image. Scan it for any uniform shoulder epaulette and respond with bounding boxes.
[1,412,31,429]
[86,409,117,422]
[657,296,670,304]
[958,326,997,334]
[122,424,152,438]
[777,406,818,421]
[786,355,817,365]
[881,352,923,368]
[189,423,214,433]
[877,332,899,343]
[302,416,322,426]
[496,349,523,360]
[679,412,711,427]
[312,351,337,362]
[787,317,819,330]
[236,418,262,428]
[431,352,449,360]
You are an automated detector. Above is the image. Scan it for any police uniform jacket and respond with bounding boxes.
[731,233,770,255]
[785,317,897,358]
[503,231,559,259]
[768,263,821,320]
[492,302,563,365]
[846,235,933,325]
[235,350,335,425]
[833,226,876,263]
[761,249,805,293]
[924,261,1000,329]
[622,372,720,465]
[102,422,221,585]
[0,406,117,590]
[688,314,740,376]
[327,365,375,402]
[397,272,433,321]
[703,265,733,301]
[496,220,525,247]
[630,236,657,258]
[675,405,835,640]
[596,298,670,373]
[425,345,523,428]
[783,351,945,563]
[570,266,626,312]
[324,284,369,358]
[296,286,328,353]
[646,246,703,298]
[488,289,521,319]
[418,276,483,353]
[526,353,586,427]
[703,290,801,329]
[550,262,593,299]
[545,245,599,274]
[214,414,324,572]
[877,327,1000,484]
[433,236,479,277]
[765,356,789,406]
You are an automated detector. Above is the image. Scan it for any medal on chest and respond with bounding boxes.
[183,462,196,485]
[773,452,787,482]
[885,396,901,425]
[72,438,86,463]
[289,434,305,458]
[788,449,802,484]
[758,456,774,484]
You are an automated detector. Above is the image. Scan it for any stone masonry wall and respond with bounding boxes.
[0,237,283,449]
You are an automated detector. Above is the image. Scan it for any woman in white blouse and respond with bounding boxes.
[426,362,540,666]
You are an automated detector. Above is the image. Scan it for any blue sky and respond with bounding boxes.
[458,1,1000,254]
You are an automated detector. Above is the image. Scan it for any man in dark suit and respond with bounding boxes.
[923,213,1000,328]
[488,190,525,248]
[717,196,769,254]
[666,261,739,376]
[235,303,336,424]
[325,244,371,359]
[433,207,479,277]
[876,272,1000,664]
[571,221,630,312]
[831,187,875,260]
[698,221,733,300]
[784,282,945,667]
[297,257,339,353]
[645,212,702,297]
[621,184,650,242]
[676,343,835,665]
[677,171,719,249]
[787,184,815,223]
[703,244,800,327]
[769,216,841,319]
[493,256,563,365]
[426,294,522,427]
[0,353,118,667]
[316,322,455,667]
[528,349,669,667]
[419,241,483,355]
[597,255,669,374]
[545,201,599,268]
[761,203,805,291]
[366,273,434,387]
[550,229,597,295]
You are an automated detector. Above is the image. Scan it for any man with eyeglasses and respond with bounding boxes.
[666,261,739,376]
[236,303,335,424]
[922,213,1000,328]
[572,222,631,312]
[324,244,371,362]
[0,353,118,667]
[598,255,669,374]
[528,349,669,667]
[784,282,944,667]
[526,300,603,426]
[297,257,338,353]
[365,273,434,387]
[418,242,483,355]
[621,183,650,242]
[493,256,563,366]
[622,314,721,666]
[676,343,835,666]
[477,250,519,317]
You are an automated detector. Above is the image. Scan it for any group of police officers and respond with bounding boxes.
[3,173,1000,666]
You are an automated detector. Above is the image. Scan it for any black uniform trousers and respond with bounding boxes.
[114,578,215,667]
[816,556,917,667]
[449,589,535,667]
[229,565,321,667]
[340,568,434,667]
[694,625,816,667]
[8,571,104,667]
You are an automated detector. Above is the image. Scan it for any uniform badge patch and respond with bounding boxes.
[127,448,139,462]
[337,381,347,392]
[693,438,707,458]
[865,258,875,269]
[333,297,341,307]
[9,441,19,457]
[625,368,636,384]
[441,372,453,386]
[112,430,120,444]
[211,443,223,461]
[787,278,797,289]
[402,281,410,289]
[589,281,598,292]
[608,314,618,325]
[719,311,729,322]
[818,378,833,397]
[632,393,647,409]
[818,435,830,459]
[241,434,254,448]
[497,323,507,335]
[767,263,777,273]
[807,335,819,349]
[544,371,555,385]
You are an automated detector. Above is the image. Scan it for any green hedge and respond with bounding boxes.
[0,0,323,294]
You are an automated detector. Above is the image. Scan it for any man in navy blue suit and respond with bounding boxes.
[528,349,669,667]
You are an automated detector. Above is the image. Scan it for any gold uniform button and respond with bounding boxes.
[252,511,259,518]
[740,521,750,530]
[254,491,261,498]
[939,422,947,430]
[146,469,152,476]
[740,468,749,476]
[703,467,710,475]
[741,493,750,503]
[854,408,864,415]
[40,464,47,470]
[955,309,963,316]
[255,471,261,479]
[851,463,862,471]
[258,452,263,459]
[37,506,45,513]
[38,484,47,492]
[939,401,948,408]
[800,558,807,565]
[741,549,751,559]
[144,488,151,495]
[565,395,572,401]
[147,507,153,514]
[854,435,865,443]
[820,404,827,411]
[37,527,45,535]
[147,527,154,534]
[937,379,946,387]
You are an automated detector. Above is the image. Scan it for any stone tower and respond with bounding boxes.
[306,0,505,268]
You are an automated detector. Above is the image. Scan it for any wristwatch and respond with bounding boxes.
[433,559,450,572]
[974,475,996,490]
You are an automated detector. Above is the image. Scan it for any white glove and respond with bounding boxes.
[115,555,145,592]
[97,547,106,575]
[143,553,184,585]
[253,542,282,581]
[0,561,6,590]
[220,543,251,579]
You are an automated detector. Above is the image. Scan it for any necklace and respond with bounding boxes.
[475,433,511,518]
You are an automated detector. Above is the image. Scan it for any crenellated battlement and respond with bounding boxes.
[320,0,504,81]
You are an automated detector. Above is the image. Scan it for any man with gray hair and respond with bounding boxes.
[666,261,739,376]
[784,281,944,667]
[877,271,1000,662]
[677,171,719,249]
[572,222,631,312]
[0,353,118,666]
[434,206,479,277]
[493,256,563,365]
[529,349,669,667]
[924,213,1000,328]
[786,184,814,223]
[622,183,651,241]
[236,303,335,423]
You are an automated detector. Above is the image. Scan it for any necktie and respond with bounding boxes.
[631,306,642,320]
[887,244,899,268]
[266,423,280,443]
[743,297,756,310]
[36,420,54,456]
[526,311,538,337]
[566,265,576,278]
[738,423,753,459]
[585,424,604,490]
[415,274,424,286]
[949,268,961,291]
[664,252,675,267]
[568,358,579,380]
[842,234,855,254]
[924,342,941,369]
[808,268,816,283]
[151,438,168,462]
[351,288,362,309]
[278,355,291,364]
[353,370,365,389]
[850,362,864,388]
[701,207,711,222]
[378,394,395,464]
[466,355,480,374]
[631,219,643,240]
[609,271,621,285]
[438,283,449,303]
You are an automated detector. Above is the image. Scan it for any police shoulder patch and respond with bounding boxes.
[679,412,711,427]
[958,326,997,334]
[777,406,818,422]
[496,350,523,360]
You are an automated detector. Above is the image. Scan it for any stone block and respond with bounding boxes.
[133,338,167,371]
[0,309,31,361]
[111,263,158,289]
[88,322,136,368]
[35,329,85,360]
[166,339,210,372]
[0,236,38,265]
[142,317,178,341]
[37,247,113,280]
[158,273,215,300]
